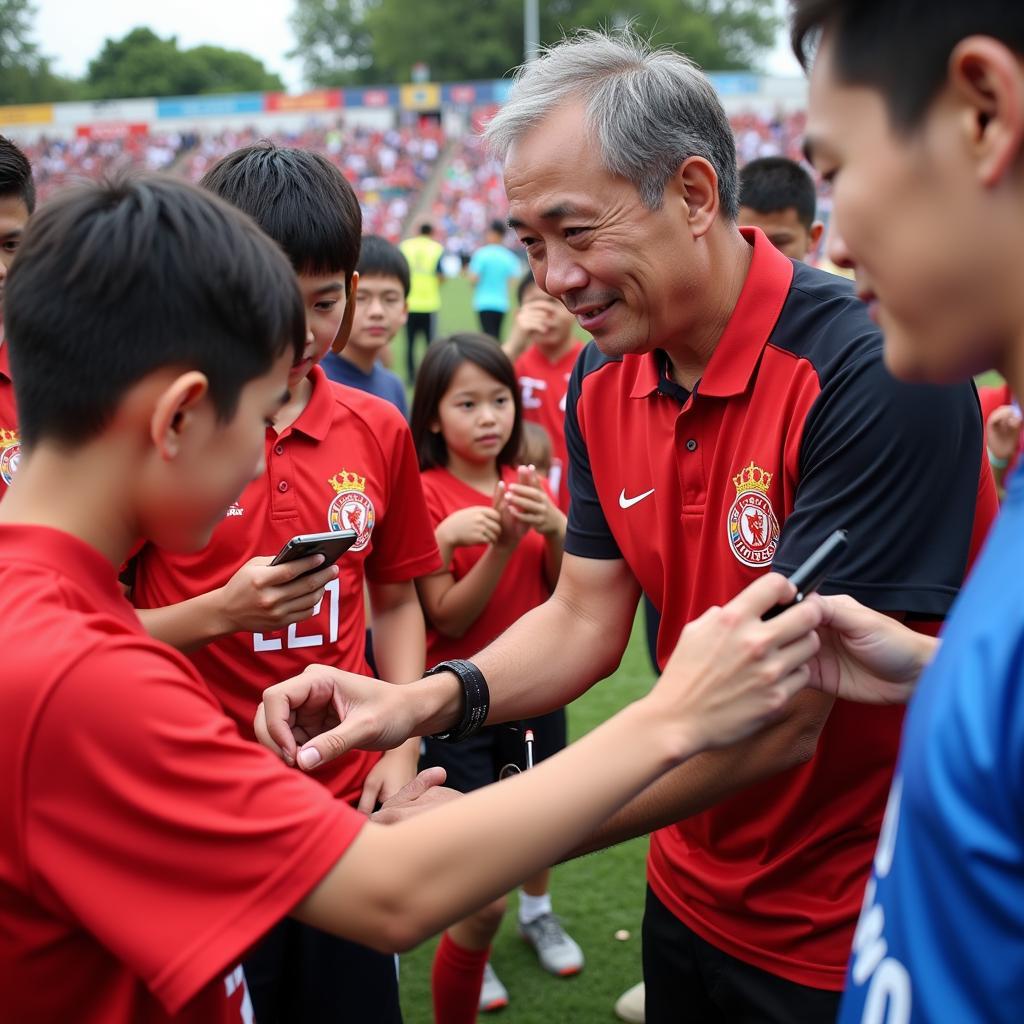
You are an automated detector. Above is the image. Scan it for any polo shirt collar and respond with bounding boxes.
[286,365,334,442]
[0,524,135,619]
[0,341,11,383]
[629,227,794,401]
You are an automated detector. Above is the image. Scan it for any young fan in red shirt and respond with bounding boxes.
[0,135,34,499]
[503,271,583,513]
[129,144,440,1023]
[0,173,827,1024]
[412,334,582,1020]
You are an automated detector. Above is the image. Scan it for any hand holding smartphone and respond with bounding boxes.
[762,529,848,620]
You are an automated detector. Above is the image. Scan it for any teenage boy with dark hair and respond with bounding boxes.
[737,156,824,262]
[322,233,410,416]
[128,144,440,1022]
[0,134,35,499]
[0,172,825,1024]
[787,2,1024,1021]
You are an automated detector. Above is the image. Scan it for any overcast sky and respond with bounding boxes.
[34,0,802,93]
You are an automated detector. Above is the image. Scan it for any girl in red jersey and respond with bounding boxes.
[410,334,583,1021]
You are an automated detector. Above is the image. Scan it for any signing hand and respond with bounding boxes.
[255,664,419,771]
[986,403,1023,462]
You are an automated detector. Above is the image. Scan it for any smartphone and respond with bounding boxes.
[762,529,849,620]
[269,530,359,577]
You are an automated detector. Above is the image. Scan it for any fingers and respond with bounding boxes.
[257,669,336,767]
[384,766,448,806]
[356,776,385,816]
[253,704,292,765]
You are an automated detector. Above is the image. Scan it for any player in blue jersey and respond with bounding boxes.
[791,3,1024,1021]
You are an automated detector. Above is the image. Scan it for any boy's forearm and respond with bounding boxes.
[295,696,692,951]
[135,589,230,652]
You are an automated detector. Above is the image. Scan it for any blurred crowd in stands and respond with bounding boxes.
[15,109,822,255]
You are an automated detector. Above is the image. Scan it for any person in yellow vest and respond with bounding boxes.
[399,222,446,382]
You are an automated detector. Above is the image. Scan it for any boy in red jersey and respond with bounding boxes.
[0,173,825,1024]
[0,135,34,498]
[505,271,583,513]
[129,144,439,1023]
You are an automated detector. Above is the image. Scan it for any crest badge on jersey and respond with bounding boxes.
[0,428,21,487]
[727,460,779,568]
[327,469,375,552]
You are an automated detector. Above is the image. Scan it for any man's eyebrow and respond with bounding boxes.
[313,281,344,294]
[0,228,22,239]
[508,202,586,230]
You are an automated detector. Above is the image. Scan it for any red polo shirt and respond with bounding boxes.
[421,466,554,664]
[0,342,20,496]
[564,228,991,988]
[515,341,583,512]
[0,524,365,1023]
[133,368,441,804]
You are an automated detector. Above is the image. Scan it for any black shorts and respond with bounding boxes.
[642,886,840,1024]
[244,915,402,1023]
[419,707,567,793]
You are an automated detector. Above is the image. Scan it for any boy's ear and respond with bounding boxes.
[948,36,1024,188]
[808,220,825,257]
[150,371,211,460]
[399,299,409,328]
[331,271,360,355]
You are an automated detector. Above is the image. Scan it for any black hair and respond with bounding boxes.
[357,234,410,296]
[419,222,434,235]
[0,135,36,213]
[199,141,361,283]
[410,333,523,472]
[791,1,1024,131]
[739,157,817,229]
[488,219,506,236]
[5,174,305,448]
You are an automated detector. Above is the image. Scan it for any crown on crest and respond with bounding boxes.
[0,428,18,446]
[329,469,366,494]
[733,461,772,495]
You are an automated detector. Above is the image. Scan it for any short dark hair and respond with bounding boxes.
[791,1,1024,131]
[488,219,506,236]
[199,141,361,283]
[0,135,35,213]
[358,234,410,296]
[410,333,522,472]
[5,175,305,448]
[419,222,434,235]
[739,157,817,229]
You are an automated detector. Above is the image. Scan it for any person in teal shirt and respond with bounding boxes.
[468,220,523,339]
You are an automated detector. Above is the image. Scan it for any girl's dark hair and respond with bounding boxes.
[410,333,523,472]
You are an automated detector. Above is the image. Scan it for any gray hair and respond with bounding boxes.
[485,29,738,218]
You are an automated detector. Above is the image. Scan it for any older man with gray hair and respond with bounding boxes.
[257,29,991,1024]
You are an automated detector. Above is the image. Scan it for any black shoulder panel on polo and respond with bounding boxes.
[564,341,624,560]
[770,262,984,618]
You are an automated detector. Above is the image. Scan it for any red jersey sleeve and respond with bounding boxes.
[363,408,441,584]
[24,640,365,1015]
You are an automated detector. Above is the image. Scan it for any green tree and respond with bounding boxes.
[289,0,779,86]
[289,0,378,85]
[84,27,284,99]
[0,0,83,102]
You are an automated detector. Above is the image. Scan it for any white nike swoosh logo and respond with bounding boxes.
[618,487,655,509]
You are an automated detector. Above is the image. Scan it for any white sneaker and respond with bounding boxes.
[518,912,584,976]
[614,981,646,1023]
[478,960,509,1013]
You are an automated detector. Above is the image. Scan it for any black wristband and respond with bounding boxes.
[425,659,490,743]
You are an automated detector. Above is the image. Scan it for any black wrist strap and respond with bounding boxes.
[425,659,490,743]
